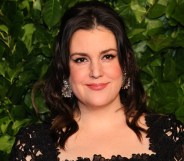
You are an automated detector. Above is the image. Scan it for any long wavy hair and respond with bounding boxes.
[43,0,147,148]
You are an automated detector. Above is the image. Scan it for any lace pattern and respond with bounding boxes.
[9,124,59,161]
[9,114,184,161]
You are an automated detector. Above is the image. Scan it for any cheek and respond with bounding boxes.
[69,64,87,85]
[104,63,122,79]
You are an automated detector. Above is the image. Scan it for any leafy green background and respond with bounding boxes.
[0,0,184,160]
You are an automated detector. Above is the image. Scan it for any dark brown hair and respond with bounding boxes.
[44,0,147,148]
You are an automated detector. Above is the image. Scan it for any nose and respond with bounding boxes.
[89,61,103,79]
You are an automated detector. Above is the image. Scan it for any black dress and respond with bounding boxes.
[9,114,184,161]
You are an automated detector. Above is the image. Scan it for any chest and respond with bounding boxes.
[58,129,154,160]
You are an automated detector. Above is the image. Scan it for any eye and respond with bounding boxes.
[102,54,116,60]
[73,57,88,63]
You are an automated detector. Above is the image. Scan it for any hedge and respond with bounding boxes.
[0,0,184,160]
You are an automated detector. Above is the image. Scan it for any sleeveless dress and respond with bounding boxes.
[9,114,184,161]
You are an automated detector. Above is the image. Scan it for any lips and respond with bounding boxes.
[86,83,109,90]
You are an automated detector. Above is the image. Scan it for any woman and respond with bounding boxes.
[10,1,184,161]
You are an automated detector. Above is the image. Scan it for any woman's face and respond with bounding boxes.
[69,26,123,109]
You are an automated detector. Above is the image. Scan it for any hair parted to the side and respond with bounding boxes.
[43,0,147,149]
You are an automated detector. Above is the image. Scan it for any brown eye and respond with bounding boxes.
[73,57,87,63]
[102,54,115,60]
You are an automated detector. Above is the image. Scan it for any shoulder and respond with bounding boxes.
[14,123,54,147]
[145,113,184,159]
[145,113,184,132]
[145,113,184,140]
[9,122,58,161]
[16,123,52,140]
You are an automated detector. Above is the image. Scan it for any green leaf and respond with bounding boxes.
[11,105,27,119]
[175,48,184,74]
[121,0,131,4]
[163,57,177,81]
[21,23,36,52]
[0,25,8,34]
[133,41,147,53]
[0,61,6,77]
[150,58,161,67]
[147,0,167,18]
[166,0,176,18]
[33,26,52,44]
[6,63,24,84]
[130,0,146,23]
[41,45,52,57]
[146,19,164,36]
[24,93,32,110]
[6,84,26,105]
[117,2,137,28]
[12,119,31,134]
[9,10,24,38]
[33,0,41,11]
[147,34,173,52]
[178,84,184,107]
[0,135,14,153]
[11,40,28,67]
[42,0,62,28]
[19,0,30,13]
[0,31,9,48]
[172,29,184,48]
[148,82,178,113]
[128,28,146,43]
[0,117,12,134]
[171,1,184,26]
[34,92,49,114]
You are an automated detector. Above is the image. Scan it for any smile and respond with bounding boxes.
[86,83,109,90]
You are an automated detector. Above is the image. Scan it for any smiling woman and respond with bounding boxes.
[9,1,184,161]
[69,27,122,109]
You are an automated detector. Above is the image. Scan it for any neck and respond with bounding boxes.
[75,101,126,130]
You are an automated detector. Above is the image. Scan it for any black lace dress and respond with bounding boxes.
[9,114,184,161]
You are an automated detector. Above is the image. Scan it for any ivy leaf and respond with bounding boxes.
[130,0,146,23]
[172,29,184,48]
[21,23,36,52]
[0,135,14,153]
[163,57,177,81]
[12,119,31,135]
[33,0,41,11]
[34,91,50,114]
[6,63,24,84]
[0,61,6,77]
[146,19,164,36]
[148,82,178,113]
[166,0,176,18]
[42,0,62,29]
[175,48,184,74]
[0,77,10,99]
[117,1,137,28]
[171,1,184,26]
[128,28,146,43]
[11,105,27,119]
[0,25,8,34]
[147,0,167,18]
[0,117,12,134]
[147,34,173,52]
[33,26,53,44]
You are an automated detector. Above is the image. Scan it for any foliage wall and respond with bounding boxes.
[0,0,184,160]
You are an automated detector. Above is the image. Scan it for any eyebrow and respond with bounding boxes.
[70,48,117,57]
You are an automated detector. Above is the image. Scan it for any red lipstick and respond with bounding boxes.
[86,83,109,90]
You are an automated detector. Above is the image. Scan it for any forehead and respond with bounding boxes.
[69,26,117,54]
